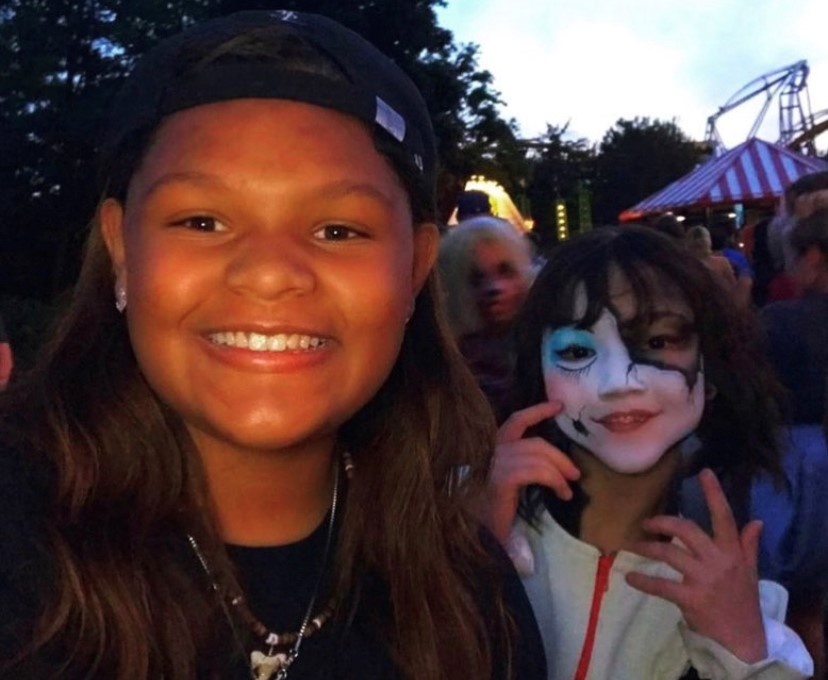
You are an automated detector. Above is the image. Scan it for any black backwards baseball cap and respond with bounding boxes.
[98,10,437,211]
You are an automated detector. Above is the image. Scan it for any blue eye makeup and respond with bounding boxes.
[542,326,597,376]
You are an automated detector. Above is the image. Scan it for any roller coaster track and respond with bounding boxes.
[705,60,825,156]
[787,108,828,153]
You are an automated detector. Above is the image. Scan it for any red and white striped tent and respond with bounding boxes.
[619,137,828,222]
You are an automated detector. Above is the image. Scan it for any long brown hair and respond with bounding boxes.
[0,24,508,680]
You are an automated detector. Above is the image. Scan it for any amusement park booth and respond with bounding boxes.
[619,137,828,226]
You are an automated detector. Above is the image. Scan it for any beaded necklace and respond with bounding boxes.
[188,452,353,680]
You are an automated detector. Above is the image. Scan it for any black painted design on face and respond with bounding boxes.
[571,407,590,437]
[627,351,703,391]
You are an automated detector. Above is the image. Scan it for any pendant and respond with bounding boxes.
[250,650,288,680]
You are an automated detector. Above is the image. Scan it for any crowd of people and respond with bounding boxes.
[0,9,826,680]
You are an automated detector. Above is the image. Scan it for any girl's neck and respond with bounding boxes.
[573,446,681,555]
[192,432,338,547]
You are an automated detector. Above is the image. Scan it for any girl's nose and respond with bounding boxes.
[225,231,316,300]
[597,346,646,398]
[481,277,504,298]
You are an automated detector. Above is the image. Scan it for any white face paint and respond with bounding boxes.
[541,278,706,474]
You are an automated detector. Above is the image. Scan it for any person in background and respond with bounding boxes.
[749,217,788,307]
[0,315,11,389]
[480,226,813,680]
[761,208,828,426]
[710,220,753,308]
[764,171,828,305]
[753,209,828,678]
[455,189,494,222]
[438,216,534,422]
[0,12,546,680]
[685,224,738,295]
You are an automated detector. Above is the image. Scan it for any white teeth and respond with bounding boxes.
[210,331,325,352]
[248,333,267,351]
[266,335,286,351]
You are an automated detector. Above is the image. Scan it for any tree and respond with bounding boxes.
[525,124,595,247]
[0,0,518,300]
[0,0,214,299]
[592,117,699,225]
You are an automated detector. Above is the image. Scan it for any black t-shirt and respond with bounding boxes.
[0,445,546,679]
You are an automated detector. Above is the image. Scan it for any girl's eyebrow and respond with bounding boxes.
[139,172,397,209]
[619,310,693,326]
[140,171,226,200]
[646,310,694,324]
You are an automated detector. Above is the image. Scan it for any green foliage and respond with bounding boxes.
[525,124,595,247]
[592,117,699,225]
[0,0,216,300]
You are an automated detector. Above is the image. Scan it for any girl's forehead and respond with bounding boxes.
[570,268,692,323]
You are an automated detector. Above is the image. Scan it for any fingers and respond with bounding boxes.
[699,468,739,547]
[625,570,686,605]
[629,539,696,576]
[639,515,715,558]
[739,520,763,570]
[493,437,580,500]
[497,401,562,444]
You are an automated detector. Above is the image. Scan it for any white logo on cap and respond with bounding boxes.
[375,96,406,143]
[271,10,299,22]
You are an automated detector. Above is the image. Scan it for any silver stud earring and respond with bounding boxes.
[114,284,127,313]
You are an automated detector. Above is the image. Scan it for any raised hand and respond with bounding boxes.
[478,401,581,544]
[625,468,767,663]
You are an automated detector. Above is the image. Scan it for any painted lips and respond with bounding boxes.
[592,410,658,433]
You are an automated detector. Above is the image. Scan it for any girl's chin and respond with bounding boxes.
[571,442,682,476]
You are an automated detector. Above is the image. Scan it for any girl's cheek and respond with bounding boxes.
[544,373,580,405]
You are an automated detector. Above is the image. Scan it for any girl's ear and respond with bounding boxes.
[100,198,127,285]
[704,382,718,401]
[410,222,440,295]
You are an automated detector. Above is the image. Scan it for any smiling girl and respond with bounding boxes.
[481,226,813,679]
[0,11,544,680]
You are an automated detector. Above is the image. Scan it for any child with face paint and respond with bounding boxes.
[481,226,813,680]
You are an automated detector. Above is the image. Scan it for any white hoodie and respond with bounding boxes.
[511,510,814,680]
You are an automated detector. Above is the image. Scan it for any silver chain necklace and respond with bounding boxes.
[188,460,341,680]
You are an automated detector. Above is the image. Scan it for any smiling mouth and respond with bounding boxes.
[593,411,657,432]
[209,331,328,352]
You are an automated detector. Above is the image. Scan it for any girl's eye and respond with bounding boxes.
[645,332,691,352]
[556,344,595,362]
[544,327,598,376]
[314,224,362,241]
[170,216,227,232]
[553,344,596,377]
